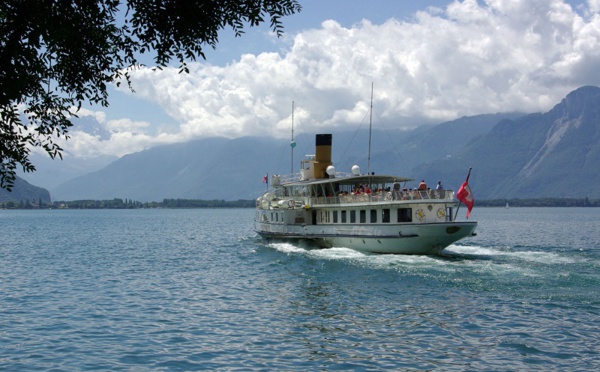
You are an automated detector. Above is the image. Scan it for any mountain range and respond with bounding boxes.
[414,85,600,199]
[0,177,51,204]
[10,85,600,202]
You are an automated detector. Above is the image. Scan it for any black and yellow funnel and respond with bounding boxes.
[313,134,332,179]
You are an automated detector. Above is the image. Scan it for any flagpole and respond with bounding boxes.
[454,203,461,222]
[291,101,295,174]
[367,82,373,177]
[454,167,472,221]
[265,173,268,192]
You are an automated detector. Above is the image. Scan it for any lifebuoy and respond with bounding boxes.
[416,209,425,222]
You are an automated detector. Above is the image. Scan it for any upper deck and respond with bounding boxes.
[258,171,456,210]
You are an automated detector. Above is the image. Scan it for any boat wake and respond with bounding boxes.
[260,239,583,281]
[443,244,581,264]
[266,242,366,259]
[264,241,453,268]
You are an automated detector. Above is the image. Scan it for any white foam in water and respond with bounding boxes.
[266,241,580,281]
[319,245,454,272]
[266,242,442,270]
[445,244,500,256]
[307,247,366,260]
[445,244,579,264]
[269,243,370,261]
[267,242,307,254]
[510,250,579,264]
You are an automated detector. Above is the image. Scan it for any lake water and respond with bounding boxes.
[1,207,599,370]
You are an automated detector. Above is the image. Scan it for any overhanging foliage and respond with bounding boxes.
[0,0,301,190]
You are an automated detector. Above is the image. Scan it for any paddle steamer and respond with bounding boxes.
[255,134,477,254]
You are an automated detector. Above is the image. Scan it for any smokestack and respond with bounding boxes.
[314,134,332,179]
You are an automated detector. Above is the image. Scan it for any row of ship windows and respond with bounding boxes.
[321,208,412,224]
[259,208,414,224]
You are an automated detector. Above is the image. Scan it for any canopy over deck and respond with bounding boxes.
[282,174,413,188]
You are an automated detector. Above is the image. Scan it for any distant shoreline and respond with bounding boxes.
[476,198,599,208]
[1,197,598,209]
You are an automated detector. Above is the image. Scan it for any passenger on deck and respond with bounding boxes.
[383,187,391,200]
[436,180,443,190]
[418,180,427,190]
[392,179,401,200]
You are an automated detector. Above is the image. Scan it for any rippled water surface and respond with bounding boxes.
[1,208,599,370]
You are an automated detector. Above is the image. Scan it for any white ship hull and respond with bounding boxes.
[256,221,476,254]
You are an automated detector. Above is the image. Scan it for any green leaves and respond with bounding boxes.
[1,104,35,191]
[0,0,301,190]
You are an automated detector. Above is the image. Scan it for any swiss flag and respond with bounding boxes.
[456,168,474,218]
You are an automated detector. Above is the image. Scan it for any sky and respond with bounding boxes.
[62,0,600,160]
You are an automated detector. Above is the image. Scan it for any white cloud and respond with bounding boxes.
[75,107,106,123]
[589,0,600,13]
[67,0,600,158]
[57,110,180,158]
[105,118,150,133]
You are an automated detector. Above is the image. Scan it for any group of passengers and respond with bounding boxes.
[391,179,444,200]
[350,184,373,195]
[340,179,445,201]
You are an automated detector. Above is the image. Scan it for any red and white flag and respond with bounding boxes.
[263,174,268,183]
[456,168,474,218]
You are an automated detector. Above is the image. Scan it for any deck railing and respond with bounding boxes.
[309,190,455,206]
[258,190,456,210]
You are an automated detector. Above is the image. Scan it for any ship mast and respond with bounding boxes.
[290,101,296,174]
[367,83,373,176]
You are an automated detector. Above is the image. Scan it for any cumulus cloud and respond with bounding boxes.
[69,0,600,158]
[60,109,178,158]
[74,107,106,123]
